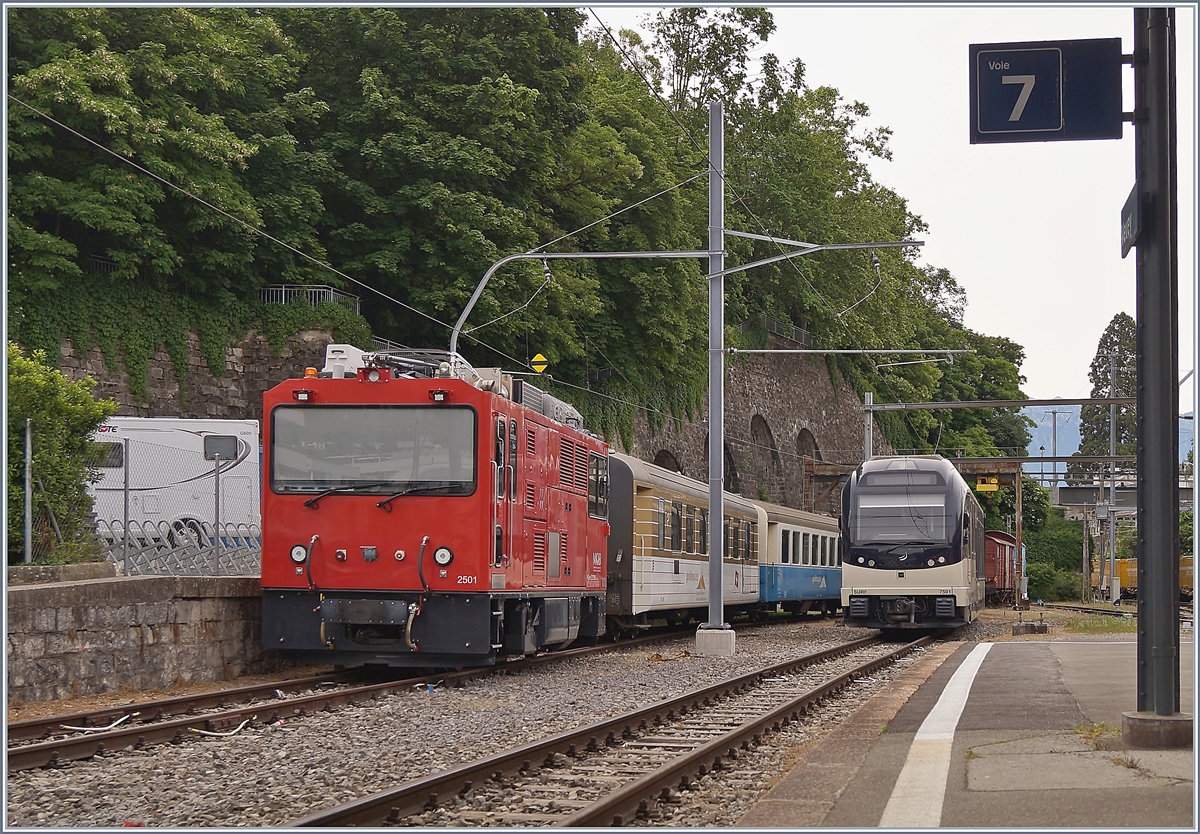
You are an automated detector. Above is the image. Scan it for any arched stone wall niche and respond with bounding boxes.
[653,449,683,474]
[749,414,784,502]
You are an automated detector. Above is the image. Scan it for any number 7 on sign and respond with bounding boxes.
[1001,75,1036,121]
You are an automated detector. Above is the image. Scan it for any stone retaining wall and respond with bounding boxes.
[6,577,287,703]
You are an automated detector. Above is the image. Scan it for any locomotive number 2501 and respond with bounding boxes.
[457,576,478,584]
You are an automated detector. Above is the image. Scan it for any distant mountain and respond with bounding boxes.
[1019,404,1193,481]
[1022,404,1082,485]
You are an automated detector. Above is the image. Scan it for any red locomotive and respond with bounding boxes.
[260,345,610,667]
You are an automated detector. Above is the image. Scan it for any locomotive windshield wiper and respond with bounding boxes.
[302,481,394,509]
[375,483,465,511]
[879,540,932,554]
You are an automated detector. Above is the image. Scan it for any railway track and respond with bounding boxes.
[4,629,692,772]
[1044,602,1193,622]
[287,633,929,827]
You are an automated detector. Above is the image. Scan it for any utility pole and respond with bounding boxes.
[1044,407,1071,503]
[698,100,734,656]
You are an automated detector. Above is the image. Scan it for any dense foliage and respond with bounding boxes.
[8,7,1033,453]
[7,343,118,564]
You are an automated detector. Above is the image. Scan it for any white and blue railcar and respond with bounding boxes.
[755,501,842,616]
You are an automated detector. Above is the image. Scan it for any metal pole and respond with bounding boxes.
[24,419,32,564]
[123,436,130,570]
[864,392,874,461]
[214,454,222,569]
[1110,354,1118,599]
[1015,472,1024,608]
[706,100,726,632]
[1133,5,1181,719]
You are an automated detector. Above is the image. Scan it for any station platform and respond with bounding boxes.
[739,635,1195,828]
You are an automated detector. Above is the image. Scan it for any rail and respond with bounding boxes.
[287,634,929,827]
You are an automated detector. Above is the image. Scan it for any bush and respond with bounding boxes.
[1026,561,1084,602]
[7,343,118,564]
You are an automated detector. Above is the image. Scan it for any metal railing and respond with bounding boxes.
[259,284,361,316]
[93,520,261,576]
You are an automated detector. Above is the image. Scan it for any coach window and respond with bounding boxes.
[685,506,695,552]
[699,510,708,554]
[657,498,666,549]
[836,536,842,566]
[731,520,740,562]
[781,529,790,564]
[746,521,755,561]
[802,532,810,565]
[671,502,683,551]
[821,536,829,566]
[588,453,608,518]
[793,531,801,565]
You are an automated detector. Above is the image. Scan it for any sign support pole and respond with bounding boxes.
[1125,6,1189,747]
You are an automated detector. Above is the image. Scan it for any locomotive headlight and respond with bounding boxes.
[928,559,936,567]
[938,556,946,564]
[366,369,381,382]
[433,547,453,566]
[290,544,308,563]
[867,560,876,567]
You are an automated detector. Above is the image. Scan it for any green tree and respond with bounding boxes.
[629,8,1033,456]
[976,476,1049,534]
[1071,312,1137,482]
[1025,507,1085,573]
[7,343,119,563]
[7,8,308,305]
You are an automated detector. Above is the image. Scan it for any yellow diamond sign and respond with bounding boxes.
[531,353,548,373]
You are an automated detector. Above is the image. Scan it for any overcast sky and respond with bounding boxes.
[587,5,1196,415]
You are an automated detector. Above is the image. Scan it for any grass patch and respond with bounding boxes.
[1062,614,1138,634]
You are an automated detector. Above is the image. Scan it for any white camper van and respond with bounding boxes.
[90,418,261,538]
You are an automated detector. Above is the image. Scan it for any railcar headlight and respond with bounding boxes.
[867,560,875,567]
[928,559,936,566]
[433,547,453,566]
[290,544,308,563]
[938,556,946,563]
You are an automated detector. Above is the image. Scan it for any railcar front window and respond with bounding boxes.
[271,406,476,494]
[855,493,947,543]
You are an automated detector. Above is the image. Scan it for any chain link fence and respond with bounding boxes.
[88,435,261,576]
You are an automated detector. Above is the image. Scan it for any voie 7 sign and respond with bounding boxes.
[969,38,1123,144]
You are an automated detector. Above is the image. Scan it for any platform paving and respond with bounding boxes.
[739,636,1194,828]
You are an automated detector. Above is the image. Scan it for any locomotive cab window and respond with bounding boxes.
[855,493,947,543]
[270,405,476,495]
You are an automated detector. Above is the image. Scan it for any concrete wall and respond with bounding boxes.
[6,576,286,703]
